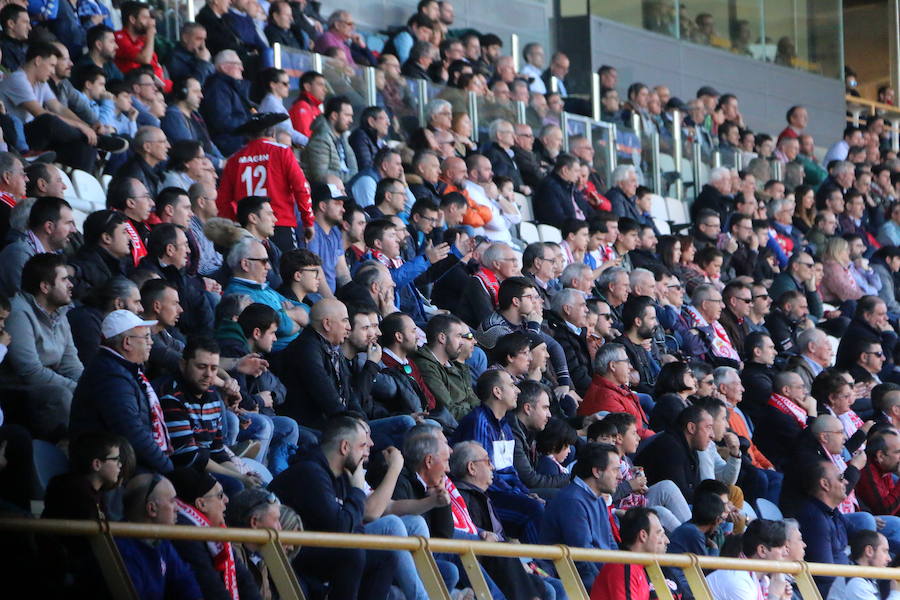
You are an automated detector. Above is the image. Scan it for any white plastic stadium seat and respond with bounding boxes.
[32,439,69,499]
[56,168,98,215]
[519,221,540,244]
[101,174,112,192]
[537,224,562,243]
[650,194,671,234]
[755,498,783,521]
[71,169,108,211]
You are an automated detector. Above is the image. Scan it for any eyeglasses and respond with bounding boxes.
[865,350,885,358]
[752,294,770,300]
[131,194,153,201]
[102,455,122,464]
[470,457,492,466]
[667,283,683,290]
[203,488,226,500]
[127,334,152,343]
[519,293,541,301]
[597,313,612,320]
[300,267,320,276]
[276,80,290,86]
[247,257,271,265]
[461,332,475,340]
[733,297,752,304]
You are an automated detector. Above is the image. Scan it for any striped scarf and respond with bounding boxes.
[474,267,500,308]
[447,478,478,535]
[176,499,239,599]
[683,304,740,362]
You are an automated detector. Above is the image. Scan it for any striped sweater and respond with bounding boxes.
[157,375,228,469]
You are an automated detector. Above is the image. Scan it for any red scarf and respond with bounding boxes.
[447,478,479,535]
[139,371,172,454]
[0,191,16,209]
[474,267,500,308]
[123,219,148,268]
[176,499,239,599]
[768,393,808,428]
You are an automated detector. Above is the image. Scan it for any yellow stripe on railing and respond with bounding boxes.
[6,518,900,600]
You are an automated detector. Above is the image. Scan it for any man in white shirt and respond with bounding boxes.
[520,42,546,94]
[463,154,520,244]
[706,518,792,600]
[828,529,900,600]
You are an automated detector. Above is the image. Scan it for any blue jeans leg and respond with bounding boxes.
[877,514,900,555]
[488,489,545,544]
[364,515,428,600]
[449,530,508,600]
[369,415,416,451]
[221,402,239,446]
[845,510,878,536]
[237,412,274,464]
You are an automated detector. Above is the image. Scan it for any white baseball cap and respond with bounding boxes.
[101,309,158,339]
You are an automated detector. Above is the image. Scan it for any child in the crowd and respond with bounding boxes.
[73,65,116,132]
[107,80,139,139]
[535,417,578,476]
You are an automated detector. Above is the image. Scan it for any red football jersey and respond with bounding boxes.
[217,138,314,229]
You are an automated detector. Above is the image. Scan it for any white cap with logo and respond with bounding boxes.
[101,309,158,339]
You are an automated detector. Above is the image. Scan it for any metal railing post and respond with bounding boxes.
[312,53,323,73]
[364,66,377,107]
[672,110,683,201]
[262,531,306,600]
[458,548,493,599]
[468,91,479,144]
[414,538,453,600]
[694,150,704,196]
[273,43,282,69]
[712,151,722,169]
[561,112,570,152]
[511,34,520,73]
[416,79,428,127]
[646,561,676,600]
[606,123,618,182]
[892,119,900,153]
[794,562,824,600]
[553,545,589,600]
[681,554,714,600]
[592,73,601,122]
[515,100,527,125]
[90,522,139,600]
[650,131,662,195]
[772,160,783,182]
[550,76,560,94]
[734,151,743,171]
[631,110,642,139]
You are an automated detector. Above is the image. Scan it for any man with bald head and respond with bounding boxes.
[755,370,818,470]
[116,473,203,599]
[117,126,170,199]
[280,297,356,429]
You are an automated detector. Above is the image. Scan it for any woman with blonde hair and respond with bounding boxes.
[820,236,863,303]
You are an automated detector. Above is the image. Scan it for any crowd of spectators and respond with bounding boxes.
[2,0,900,599]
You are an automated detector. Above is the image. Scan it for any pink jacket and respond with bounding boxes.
[820,259,863,303]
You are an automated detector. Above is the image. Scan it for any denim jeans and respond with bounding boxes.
[368,415,417,451]
[845,511,900,555]
[364,515,429,600]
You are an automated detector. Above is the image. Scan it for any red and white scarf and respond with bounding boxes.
[446,478,478,535]
[176,499,239,599]
[821,444,858,514]
[768,393,808,429]
[683,305,740,361]
[139,371,171,454]
[837,410,864,438]
[123,219,148,268]
[474,267,500,308]
[370,248,404,269]
[0,191,16,209]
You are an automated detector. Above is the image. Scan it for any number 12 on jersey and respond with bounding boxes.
[241,165,268,196]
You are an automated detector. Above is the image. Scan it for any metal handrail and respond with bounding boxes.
[7,517,900,600]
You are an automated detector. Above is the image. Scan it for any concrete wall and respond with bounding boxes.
[559,16,845,149]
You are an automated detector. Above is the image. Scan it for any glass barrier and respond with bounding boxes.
[385,75,423,140]
[321,54,369,120]
[586,0,843,79]
[276,45,317,92]
[591,121,616,188]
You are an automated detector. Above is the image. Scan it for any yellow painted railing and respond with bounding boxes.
[3,517,900,600]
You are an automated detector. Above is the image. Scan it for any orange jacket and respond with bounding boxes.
[728,409,774,470]
[442,181,492,228]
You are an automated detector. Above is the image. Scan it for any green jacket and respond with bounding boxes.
[411,345,479,420]
[795,154,827,189]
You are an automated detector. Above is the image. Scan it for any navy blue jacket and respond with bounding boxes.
[198,73,254,156]
[70,347,174,473]
[160,106,225,166]
[538,478,617,589]
[795,497,848,597]
[483,142,524,190]
[607,186,642,222]
[635,430,701,503]
[166,45,216,85]
[348,125,381,171]
[269,447,368,533]
[533,172,578,229]
[116,538,201,600]
[136,257,214,338]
